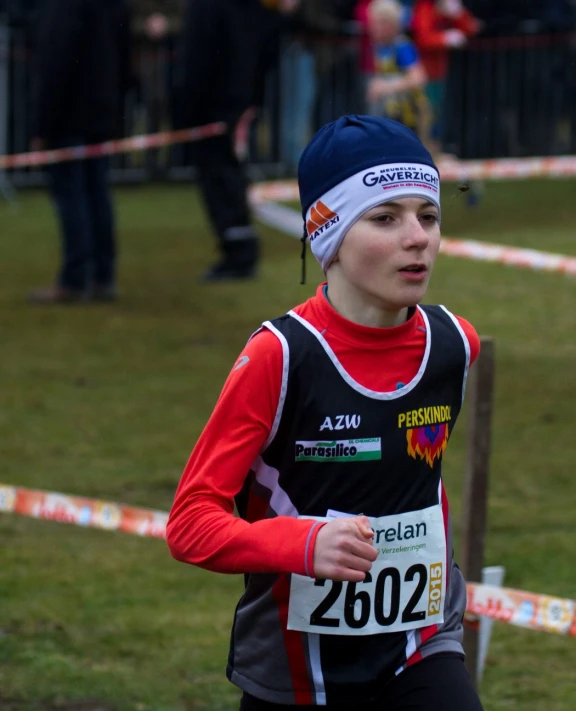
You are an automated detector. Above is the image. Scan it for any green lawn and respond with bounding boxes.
[0,179,575,710]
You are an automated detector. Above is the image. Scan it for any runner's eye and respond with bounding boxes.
[420,214,439,224]
[372,214,394,224]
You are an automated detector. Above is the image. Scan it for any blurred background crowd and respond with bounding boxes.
[2,0,576,171]
[1,0,576,293]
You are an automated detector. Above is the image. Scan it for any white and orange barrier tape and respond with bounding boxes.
[440,238,576,276]
[1,483,575,638]
[0,122,226,170]
[439,155,576,181]
[466,583,576,637]
[0,484,167,539]
[250,180,300,204]
[2,123,576,181]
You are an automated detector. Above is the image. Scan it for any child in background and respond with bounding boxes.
[355,0,414,74]
[366,0,430,141]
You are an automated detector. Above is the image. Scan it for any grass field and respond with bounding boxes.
[1,179,576,711]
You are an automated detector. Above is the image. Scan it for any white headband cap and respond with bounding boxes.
[305,162,441,271]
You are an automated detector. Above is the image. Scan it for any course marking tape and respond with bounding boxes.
[0,484,167,539]
[0,122,226,170]
[2,125,576,179]
[439,155,576,181]
[253,200,576,277]
[1,483,575,637]
[440,238,576,276]
[466,583,576,637]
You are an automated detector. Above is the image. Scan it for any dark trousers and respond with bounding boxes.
[47,136,116,292]
[192,130,259,267]
[240,654,484,711]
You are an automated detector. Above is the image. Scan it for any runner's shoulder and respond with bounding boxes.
[229,326,285,377]
[232,300,317,377]
[453,315,480,365]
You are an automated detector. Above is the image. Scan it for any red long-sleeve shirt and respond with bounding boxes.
[411,0,479,80]
[167,284,480,576]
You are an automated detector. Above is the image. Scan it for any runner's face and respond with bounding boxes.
[333,198,441,310]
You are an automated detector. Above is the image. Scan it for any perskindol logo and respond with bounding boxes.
[398,405,451,468]
[295,438,381,463]
[306,201,340,242]
[362,167,439,194]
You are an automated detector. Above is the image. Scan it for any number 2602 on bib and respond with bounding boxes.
[287,506,447,636]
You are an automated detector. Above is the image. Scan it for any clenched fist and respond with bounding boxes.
[313,516,378,582]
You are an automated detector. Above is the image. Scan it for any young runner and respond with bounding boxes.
[167,115,485,710]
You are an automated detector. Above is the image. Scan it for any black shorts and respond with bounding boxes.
[239,653,484,710]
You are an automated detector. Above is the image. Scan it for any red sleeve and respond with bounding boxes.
[455,315,480,366]
[166,328,323,577]
[412,2,449,50]
[453,9,480,36]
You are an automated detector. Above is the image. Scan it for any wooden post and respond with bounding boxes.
[460,337,495,687]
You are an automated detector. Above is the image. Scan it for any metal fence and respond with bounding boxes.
[444,32,576,159]
[2,18,576,189]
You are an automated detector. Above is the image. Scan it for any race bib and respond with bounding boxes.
[287,506,447,636]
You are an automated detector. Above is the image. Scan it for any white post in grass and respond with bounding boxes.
[478,565,506,681]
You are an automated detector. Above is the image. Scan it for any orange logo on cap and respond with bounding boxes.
[306,201,339,238]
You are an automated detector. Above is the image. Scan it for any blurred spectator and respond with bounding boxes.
[30,0,130,304]
[280,0,358,173]
[173,0,295,282]
[411,0,479,153]
[300,0,363,128]
[365,0,429,138]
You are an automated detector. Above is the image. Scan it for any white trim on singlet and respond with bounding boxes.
[252,455,299,517]
[287,308,432,401]
[404,630,417,665]
[439,305,471,407]
[262,320,290,448]
[307,634,327,705]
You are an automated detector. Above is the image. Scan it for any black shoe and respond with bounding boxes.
[199,261,257,283]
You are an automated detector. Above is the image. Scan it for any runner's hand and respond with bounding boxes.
[313,516,377,582]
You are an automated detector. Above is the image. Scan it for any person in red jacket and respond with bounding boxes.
[167,115,484,710]
[411,0,479,152]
